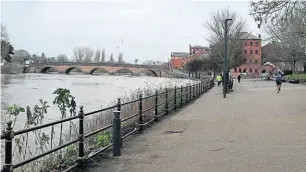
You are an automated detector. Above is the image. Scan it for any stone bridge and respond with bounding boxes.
[24,62,174,77]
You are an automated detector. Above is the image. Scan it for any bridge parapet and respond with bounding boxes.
[25,63,174,77]
[29,62,167,70]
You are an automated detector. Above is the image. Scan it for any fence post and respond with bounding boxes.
[180,85,183,107]
[198,83,200,96]
[193,84,195,99]
[154,90,158,122]
[77,106,85,169]
[165,88,168,114]
[201,82,203,94]
[117,98,123,147]
[197,83,199,97]
[117,98,121,111]
[138,94,143,132]
[2,120,13,172]
[185,85,188,103]
[174,86,177,111]
[113,111,121,156]
[195,83,197,97]
[189,84,192,101]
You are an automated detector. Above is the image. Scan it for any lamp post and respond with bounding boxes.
[223,18,232,98]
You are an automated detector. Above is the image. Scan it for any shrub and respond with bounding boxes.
[283,69,292,76]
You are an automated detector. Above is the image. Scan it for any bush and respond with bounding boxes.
[283,69,292,76]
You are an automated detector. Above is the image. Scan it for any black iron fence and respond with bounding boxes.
[1,79,214,172]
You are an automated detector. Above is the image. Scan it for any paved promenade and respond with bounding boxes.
[88,80,306,172]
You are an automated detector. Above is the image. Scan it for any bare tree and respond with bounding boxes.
[83,47,93,63]
[1,23,9,42]
[118,52,124,64]
[250,0,306,28]
[41,52,47,63]
[73,46,94,63]
[73,46,84,62]
[12,49,31,64]
[266,10,306,73]
[109,53,114,63]
[57,54,68,62]
[251,1,306,72]
[1,23,14,63]
[205,8,249,69]
[101,49,105,62]
[94,49,101,63]
[134,59,138,65]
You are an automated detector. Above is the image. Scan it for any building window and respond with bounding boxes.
[243,68,247,73]
[255,59,258,64]
[250,50,253,54]
[255,42,258,46]
[255,50,258,54]
[239,68,242,72]
[234,68,237,72]
[249,68,253,73]
[255,69,258,73]
[244,50,247,54]
[250,42,253,46]
[244,41,247,46]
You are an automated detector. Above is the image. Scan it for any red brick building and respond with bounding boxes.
[231,34,262,78]
[189,45,210,55]
[170,52,189,69]
[170,49,210,69]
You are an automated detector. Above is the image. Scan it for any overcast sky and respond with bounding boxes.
[1,0,262,63]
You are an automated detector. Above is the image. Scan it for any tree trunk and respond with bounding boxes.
[292,60,296,74]
[304,62,306,73]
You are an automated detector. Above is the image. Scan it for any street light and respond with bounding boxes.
[223,18,232,98]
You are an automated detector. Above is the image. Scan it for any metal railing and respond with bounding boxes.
[1,79,215,172]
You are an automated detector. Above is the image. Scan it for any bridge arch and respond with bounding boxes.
[41,66,59,73]
[140,69,159,77]
[113,68,134,75]
[89,68,109,74]
[65,67,83,74]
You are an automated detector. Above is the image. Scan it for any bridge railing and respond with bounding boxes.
[1,79,214,172]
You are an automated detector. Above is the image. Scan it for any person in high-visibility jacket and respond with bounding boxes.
[216,74,222,86]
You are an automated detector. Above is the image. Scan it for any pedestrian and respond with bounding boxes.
[237,74,241,83]
[275,69,284,93]
[216,73,222,86]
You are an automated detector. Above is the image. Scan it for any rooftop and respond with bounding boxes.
[240,32,261,40]
[190,45,210,49]
[171,52,189,57]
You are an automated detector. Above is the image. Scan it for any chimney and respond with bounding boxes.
[258,34,261,38]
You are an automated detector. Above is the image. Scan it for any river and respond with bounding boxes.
[1,73,195,131]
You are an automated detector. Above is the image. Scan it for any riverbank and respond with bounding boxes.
[1,63,24,74]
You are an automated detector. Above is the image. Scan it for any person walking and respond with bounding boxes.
[216,73,222,87]
[275,69,284,93]
[237,74,241,83]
